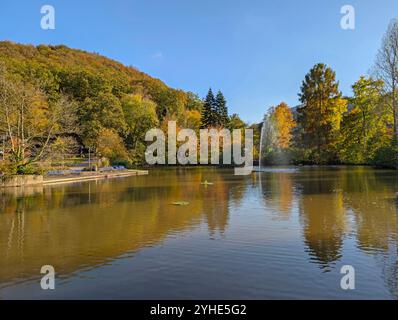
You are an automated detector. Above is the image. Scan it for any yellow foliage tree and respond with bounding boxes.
[96,128,129,164]
[273,102,296,149]
[298,63,347,163]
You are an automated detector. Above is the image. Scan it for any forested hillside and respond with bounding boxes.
[0,41,219,171]
[0,40,189,117]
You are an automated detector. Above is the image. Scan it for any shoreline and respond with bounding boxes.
[43,169,149,186]
[1,170,149,188]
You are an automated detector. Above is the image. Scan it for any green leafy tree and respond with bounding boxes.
[227,113,246,130]
[339,77,387,163]
[121,94,159,150]
[185,92,204,112]
[79,92,127,147]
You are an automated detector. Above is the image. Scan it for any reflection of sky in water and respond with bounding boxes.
[0,167,398,299]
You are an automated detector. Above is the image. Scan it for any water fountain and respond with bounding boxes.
[258,114,277,171]
[258,117,265,172]
[257,113,297,173]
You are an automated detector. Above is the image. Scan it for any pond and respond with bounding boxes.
[0,167,398,299]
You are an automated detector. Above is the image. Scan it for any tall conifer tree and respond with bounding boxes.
[201,88,216,127]
[215,91,228,126]
[298,63,347,163]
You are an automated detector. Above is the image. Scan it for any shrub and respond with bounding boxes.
[372,145,398,169]
[96,128,130,164]
[111,158,132,168]
[0,160,17,176]
[291,148,312,165]
[16,164,43,175]
[262,149,293,165]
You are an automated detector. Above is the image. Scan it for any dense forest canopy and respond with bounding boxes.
[0,40,195,123]
[0,41,244,173]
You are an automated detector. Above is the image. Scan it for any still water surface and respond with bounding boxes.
[0,167,398,299]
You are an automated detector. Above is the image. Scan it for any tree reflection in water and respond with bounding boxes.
[1,167,398,298]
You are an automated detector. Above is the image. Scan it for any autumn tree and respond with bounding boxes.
[339,77,387,163]
[185,92,204,112]
[298,63,347,163]
[47,136,80,166]
[96,128,129,164]
[374,19,398,142]
[180,109,202,132]
[227,113,246,130]
[273,102,296,149]
[0,68,78,173]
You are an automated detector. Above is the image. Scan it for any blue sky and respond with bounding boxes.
[0,0,397,123]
